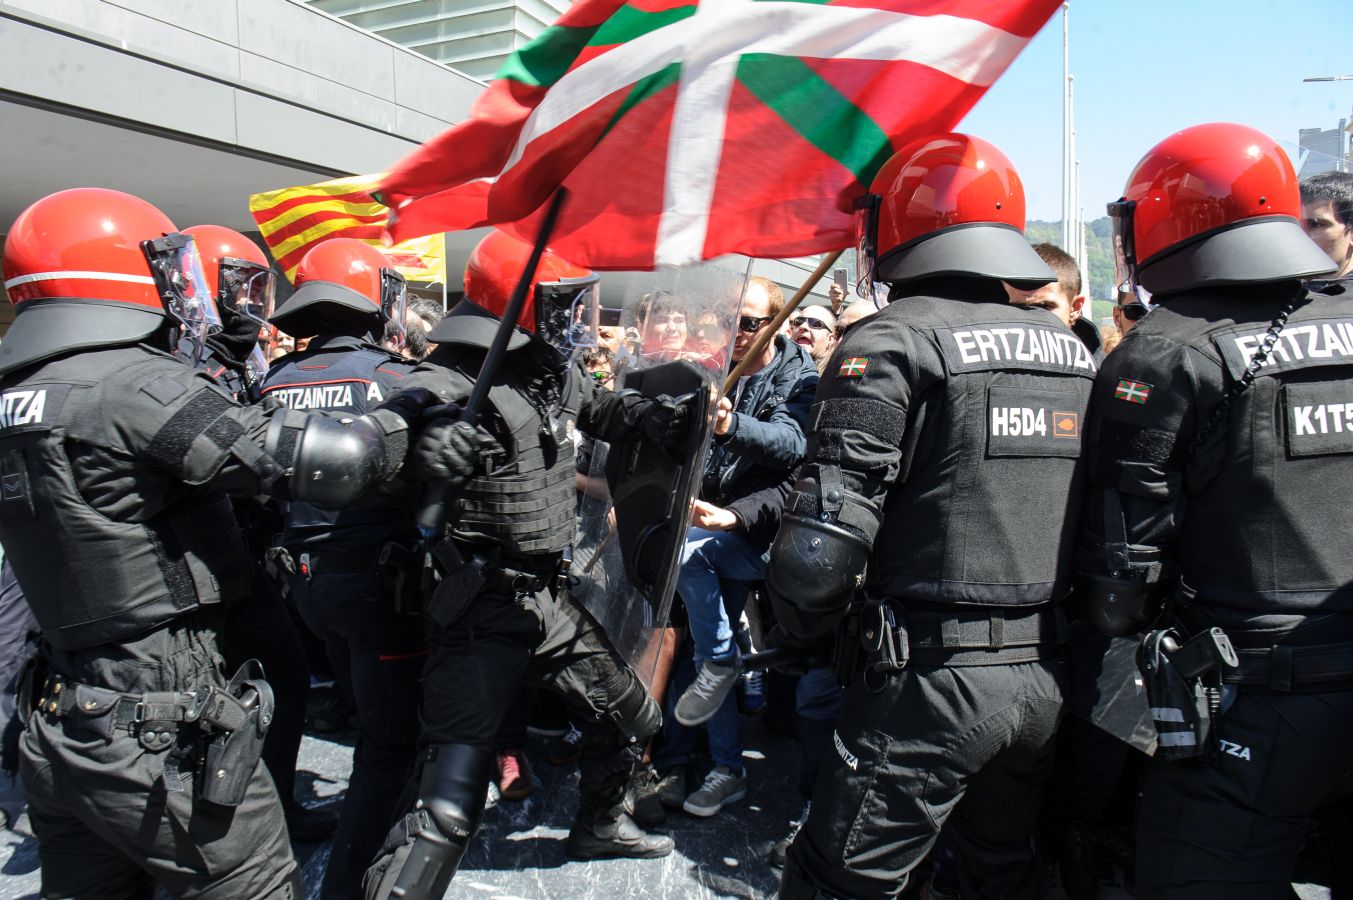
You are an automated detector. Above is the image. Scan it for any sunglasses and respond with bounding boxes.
[789,315,830,331]
[738,314,775,334]
[1118,302,1150,321]
[590,370,613,384]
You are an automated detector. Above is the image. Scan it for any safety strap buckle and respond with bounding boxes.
[860,598,908,674]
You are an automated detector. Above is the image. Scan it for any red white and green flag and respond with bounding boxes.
[378,0,1061,270]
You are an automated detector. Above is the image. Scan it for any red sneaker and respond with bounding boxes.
[496,747,532,801]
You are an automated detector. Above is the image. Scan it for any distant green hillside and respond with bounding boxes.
[1026,218,1115,301]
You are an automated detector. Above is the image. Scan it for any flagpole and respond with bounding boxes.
[722,250,842,395]
[441,233,449,314]
[1061,3,1070,251]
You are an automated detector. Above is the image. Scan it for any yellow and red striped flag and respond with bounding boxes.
[248,174,446,284]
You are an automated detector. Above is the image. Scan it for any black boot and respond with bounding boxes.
[566,809,674,860]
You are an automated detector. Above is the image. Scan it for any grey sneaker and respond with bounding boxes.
[682,765,747,817]
[675,657,743,727]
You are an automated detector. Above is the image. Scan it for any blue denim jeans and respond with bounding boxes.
[676,526,766,664]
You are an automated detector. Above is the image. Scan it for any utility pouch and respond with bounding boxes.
[1138,627,1237,761]
[196,662,274,807]
[425,539,485,629]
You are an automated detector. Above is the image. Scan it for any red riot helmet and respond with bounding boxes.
[1109,123,1336,297]
[269,238,407,346]
[1,187,220,375]
[433,229,599,352]
[182,224,276,327]
[855,133,1053,303]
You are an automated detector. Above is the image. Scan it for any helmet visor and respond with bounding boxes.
[143,233,221,366]
[380,268,408,352]
[853,193,881,304]
[1108,200,1139,298]
[538,276,601,356]
[219,258,276,326]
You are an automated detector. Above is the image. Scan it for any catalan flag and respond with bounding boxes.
[248,174,446,285]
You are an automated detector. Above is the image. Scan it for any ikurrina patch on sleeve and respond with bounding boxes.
[1114,379,1152,405]
[838,357,870,378]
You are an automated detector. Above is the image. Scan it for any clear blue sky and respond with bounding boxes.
[961,1,1353,223]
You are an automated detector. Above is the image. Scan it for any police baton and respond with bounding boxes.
[414,188,571,541]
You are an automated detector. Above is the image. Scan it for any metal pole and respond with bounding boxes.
[1061,3,1070,251]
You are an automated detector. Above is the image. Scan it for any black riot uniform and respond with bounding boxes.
[1076,123,1353,899]
[0,188,441,899]
[262,333,423,900]
[767,134,1090,900]
[365,290,683,899]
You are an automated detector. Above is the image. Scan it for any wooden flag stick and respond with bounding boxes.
[722,249,844,396]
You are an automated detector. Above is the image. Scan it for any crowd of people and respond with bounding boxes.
[0,119,1351,900]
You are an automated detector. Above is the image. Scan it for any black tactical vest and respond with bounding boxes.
[407,346,583,559]
[837,294,1096,608]
[261,335,415,554]
[0,347,251,650]
[1146,290,1353,612]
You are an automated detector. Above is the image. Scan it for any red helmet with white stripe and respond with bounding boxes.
[0,187,219,375]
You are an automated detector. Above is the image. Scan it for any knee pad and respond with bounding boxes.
[415,742,494,841]
[599,668,661,746]
[371,743,493,900]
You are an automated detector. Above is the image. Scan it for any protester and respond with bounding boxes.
[1111,287,1150,337]
[786,303,837,371]
[1006,242,1103,361]
[1300,170,1353,279]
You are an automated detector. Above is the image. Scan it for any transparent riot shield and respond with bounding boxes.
[1066,623,1158,755]
[569,260,751,687]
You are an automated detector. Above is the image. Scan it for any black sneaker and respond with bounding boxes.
[545,723,584,766]
[655,763,691,809]
[623,764,666,828]
[566,811,674,860]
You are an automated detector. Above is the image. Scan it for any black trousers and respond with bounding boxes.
[293,571,425,900]
[418,586,645,822]
[782,659,1065,900]
[20,620,298,899]
[220,566,310,811]
[1136,686,1353,899]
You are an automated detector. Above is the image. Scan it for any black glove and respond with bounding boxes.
[642,393,694,447]
[413,418,502,489]
[378,388,443,429]
[205,304,264,367]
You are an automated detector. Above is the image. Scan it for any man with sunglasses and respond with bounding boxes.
[669,277,818,818]
[261,238,427,900]
[787,303,838,370]
[1112,287,1151,337]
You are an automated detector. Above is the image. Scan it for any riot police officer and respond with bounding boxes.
[766,134,1092,899]
[262,237,426,899]
[0,188,455,898]
[366,230,691,899]
[1076,123,1353,898]
[182,223,332,843]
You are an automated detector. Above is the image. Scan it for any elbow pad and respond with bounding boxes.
[1071,570,1164,637]
[272,408,409,507]
[765,483,879,638]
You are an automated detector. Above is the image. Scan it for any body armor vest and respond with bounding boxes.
[0,347,250,650]
[1154,290,1353,612]
[261,335,415,555]
[408,347,583,559]
[863,295,1095,607]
